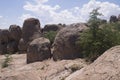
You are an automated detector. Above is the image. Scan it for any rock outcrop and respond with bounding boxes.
[9,25,22,42]
[66,45,120,80]
[0,29,11,54]
[0,29,11,44]
[43,24,63,32]
[7,41,18,54]
[52,23,87,60]
[22,18,42,43]
[27,37,51,63]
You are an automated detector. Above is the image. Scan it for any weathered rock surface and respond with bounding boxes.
[7,41,18,54]
[0,43,7,54]
[52,23,87,60]
[22,18,42,43]
[18,38,27,53]
[43,24,63,32]
[0,29,11,54]
[9,25,22,42]
[0,54,87,80]
[0,29,11,43]
[27,37,51,63]
[66,45,120,80]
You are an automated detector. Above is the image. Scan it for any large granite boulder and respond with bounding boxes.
[0,29,11,43]
[52,23,87,61]
[27,37,51,63]
[0,29,11,54]
[22,18,42,43]
[66,45,120,80]
[43,24,63,33]
[9,25,22,42]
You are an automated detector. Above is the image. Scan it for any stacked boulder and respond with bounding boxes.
[27,37,51,63]
[20,18,51,63]
[52,23,87,61]
[19,18,42,53]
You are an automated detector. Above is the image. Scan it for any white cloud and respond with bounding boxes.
[80,0,120,21]
[0,16,3,18]
[22,0,120,26]
[18,14,36,22]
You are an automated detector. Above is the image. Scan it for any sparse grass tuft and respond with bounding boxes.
[2,54,12,68]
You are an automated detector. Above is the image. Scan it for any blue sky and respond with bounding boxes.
[0,0,120,29]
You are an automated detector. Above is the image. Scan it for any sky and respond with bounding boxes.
[0,0,120,29]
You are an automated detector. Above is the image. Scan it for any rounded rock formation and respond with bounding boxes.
[27,37,51,63]
[0,29,11,43]
[9,25,22,42]
[52,23,87,61]
[0,29,11,54]
[22,18,42,43]
[43,24,62,32]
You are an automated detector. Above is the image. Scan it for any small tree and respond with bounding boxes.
[88,7,102,38]
[77,8,120,62]
[44,31,57,45]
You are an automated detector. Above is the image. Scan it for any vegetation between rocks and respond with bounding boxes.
[77,8,120,62]
[44,31,57,44]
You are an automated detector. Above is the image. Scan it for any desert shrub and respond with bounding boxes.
[2,54,12,68]
[77,8,120,62]
[44,31,57,44]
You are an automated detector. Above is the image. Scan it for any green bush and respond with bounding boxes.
[77,8,120,62]
[44,31,57,44]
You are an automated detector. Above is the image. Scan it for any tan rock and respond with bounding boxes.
[52,23,87,60]
[66,45,120,80]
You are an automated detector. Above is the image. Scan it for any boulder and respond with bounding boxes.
[22,18,42,43]
[18,38,27,53]
[7,41,18,54]
[27,37,51,63]
[66,45,120,80]
[9,25,22,42]
[43,24,63,32]
[0,29,11,54]
[52,23,87,60]
[109,15,118,23]
[0,29,11,43]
